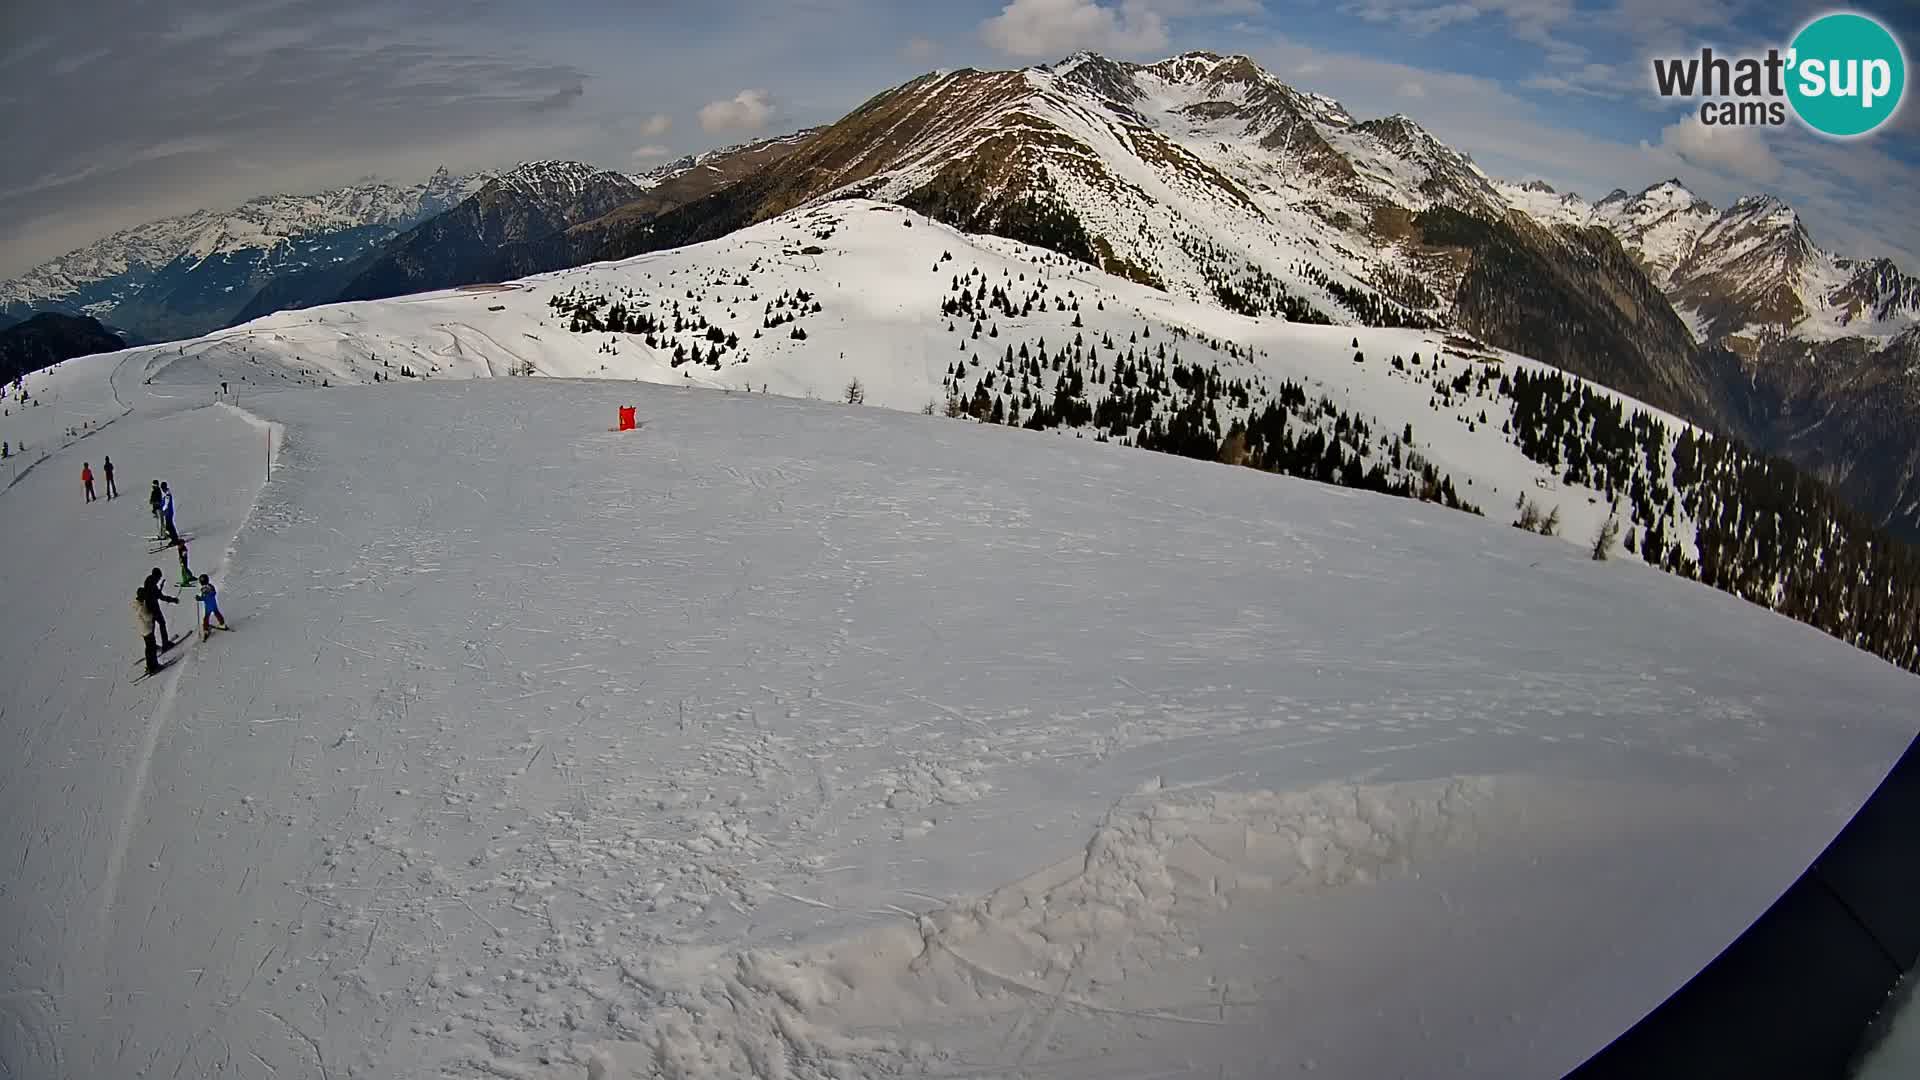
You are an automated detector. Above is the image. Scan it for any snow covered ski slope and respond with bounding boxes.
[1,344,1916,1078]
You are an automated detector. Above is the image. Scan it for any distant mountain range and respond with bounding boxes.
[4,51,1915,538]
[0,169,484,340]
[224,134,816,325]
[1496,177,1920,344]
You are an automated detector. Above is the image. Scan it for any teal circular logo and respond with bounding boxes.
[1787,12,1907,137]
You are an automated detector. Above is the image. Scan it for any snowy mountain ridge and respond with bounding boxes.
[486,160,636,205]
[1496,176,1920,344]
[0,167,488,310]
[655,48,1541,341]
[631,128,826,187]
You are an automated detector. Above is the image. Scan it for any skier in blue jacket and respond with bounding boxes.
[196,575,228,641]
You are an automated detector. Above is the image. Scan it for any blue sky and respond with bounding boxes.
[2,0,1917,276]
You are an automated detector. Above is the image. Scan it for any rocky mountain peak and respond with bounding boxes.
[1353,113,1435,148]
[1829,257,1920,327]
[1723,192,1796,224]
[1047,51,1146,106]
[1633,178,1713,212]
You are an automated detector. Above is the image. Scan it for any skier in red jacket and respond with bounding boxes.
[81,463,96,503]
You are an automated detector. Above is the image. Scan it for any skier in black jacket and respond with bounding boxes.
[139,568,180,649]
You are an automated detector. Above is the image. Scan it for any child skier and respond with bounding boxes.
[82,463,95,503]
[174,538,195,588]
[197,575,228,640]
[148,480,165,540]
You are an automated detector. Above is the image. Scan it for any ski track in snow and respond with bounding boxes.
[0,390,269,1080]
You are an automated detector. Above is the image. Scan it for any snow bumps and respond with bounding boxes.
[548,775,1521,1078]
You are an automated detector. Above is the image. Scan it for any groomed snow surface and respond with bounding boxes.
[2,344,1917,1080]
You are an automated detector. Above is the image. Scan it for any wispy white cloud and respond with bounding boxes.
[1337,0,1582,58]
[528,82,585,113]
[629,144,674,166]
[1606,0,1752,46]
[1645,112,1782,182]
[903,35,940,62]
[1523,62,1635,100]
[640,112,673,138]
[1342,2,1478,34]
[980,0,1169,59]
[1153,0,1264,13]
[50,46,113,76]
[698,89,775,134]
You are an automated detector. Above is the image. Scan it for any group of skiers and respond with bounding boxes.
[81,457,118,503]
[99,467,233,678]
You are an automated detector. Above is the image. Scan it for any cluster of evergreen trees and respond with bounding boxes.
[761,288,822,335]
[547,272,830,371]
[1373,266,1444,314]
[1502,368,1920,674]
[548,287,735,370]
[898,164,1105,271]
[1294,264,1434,329]
[931,266,1480,516]
[1227,396,1476,511]
[940,268,1080,322]
[1178,234,1332,323]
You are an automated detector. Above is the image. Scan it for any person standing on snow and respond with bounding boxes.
[196,575,228,640]
[103,456,118,499]
[173,538,196,588]
[82,463,95,503]
[139,568,180,650]
[159,482,178,542]
[135,589,162,676]
[148,480,165,540]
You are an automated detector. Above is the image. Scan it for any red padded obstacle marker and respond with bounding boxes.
[617,406,636,431]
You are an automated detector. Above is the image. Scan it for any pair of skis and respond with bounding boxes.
[132,625,232,683]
